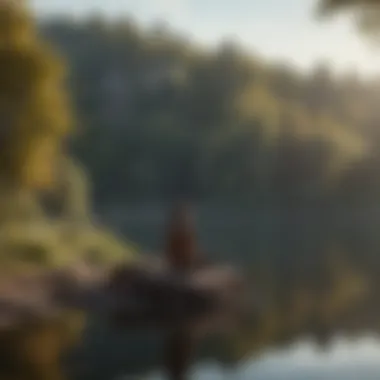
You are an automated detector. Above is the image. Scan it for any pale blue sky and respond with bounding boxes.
[30,0,380,76]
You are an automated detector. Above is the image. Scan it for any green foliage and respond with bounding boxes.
[317,0,380,38]
[0,1,73,190]
[39,16,380,206]
[0,220,138,272]
[0,3,139,272]
[39,157,91,224]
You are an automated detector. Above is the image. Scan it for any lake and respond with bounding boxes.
[143,336,380,380]
[97,203,380,380]
[3,204,380,380]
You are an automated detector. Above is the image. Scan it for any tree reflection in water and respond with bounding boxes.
[3,216,380,379]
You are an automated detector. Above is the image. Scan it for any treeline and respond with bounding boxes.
[37,16,380,207]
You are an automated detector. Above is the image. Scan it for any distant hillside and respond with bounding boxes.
[38,16,380,206]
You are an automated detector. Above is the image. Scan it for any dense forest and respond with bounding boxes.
[34,13,380,207]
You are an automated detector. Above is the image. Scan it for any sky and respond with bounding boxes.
[30,0,380,77]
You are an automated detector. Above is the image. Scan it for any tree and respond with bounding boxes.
[317,0,380,38]
[28,11,378,206]
[0,1,73,191]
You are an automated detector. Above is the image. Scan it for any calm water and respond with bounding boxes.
[143,337,380,380]
[98,204,380,379]
[4,205,378,380]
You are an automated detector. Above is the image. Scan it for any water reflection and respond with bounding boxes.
[4,207,380,379]
[145,337,380,380]
[109,206,380,377]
